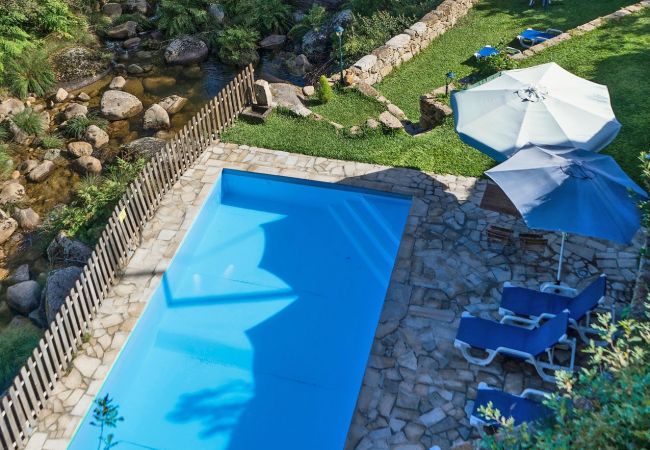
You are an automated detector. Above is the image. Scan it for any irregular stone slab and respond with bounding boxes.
[269,83,311,117]
[386,34,411,49]
[27,160,55,182]
[158,95,188,114]
[143,104,170,130]
[100,90,143,120]
[85,125,109,149]
[379,111,403,130]
[164,36,209,66]
[7,280,41,315]
[354,55,378,71]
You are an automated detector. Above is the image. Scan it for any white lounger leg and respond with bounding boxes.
[454,341,499,366]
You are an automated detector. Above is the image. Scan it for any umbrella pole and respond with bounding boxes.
[556,232,566,284]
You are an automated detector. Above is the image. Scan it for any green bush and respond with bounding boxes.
[0,124,10,142]
[157,0,211,38]
[113,13,155,32]
[216,26,260,66]
[288,5,328,39]
[475,51,520,77]
[5,47,56,99]
[480,307,650,449]
[11,108,46,135]
[39,133,64,149]
[63,114,107,139]
[45,157,146,243]
[0,323,42,392]
[317,75,333,104]
[341,11,413,63]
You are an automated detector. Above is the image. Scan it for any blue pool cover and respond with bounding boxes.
[68,169,412,450]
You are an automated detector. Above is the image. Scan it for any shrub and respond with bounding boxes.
[0,124,10,142]
[5,47,56,99]
[216,26,260,66]
[157,0,211,38]
[0,144,14,180]
[39,133,64,149]
[34,0,81,37]
[63,114,107,139]
[480,307,650,449]
[476,51,520,77]
[317,75,333,104]
[11,108,46,135]
[251,0,293,35]
[288,5,328,39]
[341,11,413,63]
[0,323,42,392]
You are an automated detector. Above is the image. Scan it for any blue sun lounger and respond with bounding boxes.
[470,382,552,431]
[499,274,612,344]
[518,28,562,48]
[474,45,521,59]
[454,311,575,382]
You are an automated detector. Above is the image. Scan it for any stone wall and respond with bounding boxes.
[341,0,480,86]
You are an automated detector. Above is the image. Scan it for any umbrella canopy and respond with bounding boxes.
[485,145,647,244]
[451,62,621,162]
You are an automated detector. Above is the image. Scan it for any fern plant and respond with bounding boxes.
[5,48,56,99]
[158,0,211,38]
[63,115,108,139]
[216,26,260,66]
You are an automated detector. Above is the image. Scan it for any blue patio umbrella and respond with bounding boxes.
[451,63,621,162]
[485,145,647,282]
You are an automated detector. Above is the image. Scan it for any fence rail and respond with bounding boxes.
[0,64,256,450]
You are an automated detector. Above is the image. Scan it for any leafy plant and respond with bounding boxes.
[39,133,64,149]
[317,75,333,104]
[5,47,56,99]
[157,0,211,38]
[112,13,155,32]
[288,4,328,39]
[340,11,413,63]
[250,0,292,35]
[216,26,260,66]
[475,50,520,77]
[0,124,10,142]
[480,307,650,449]
[0,144,14,180]
[63,114,108,139]
[11,108,46,135]
[90,394,124,450]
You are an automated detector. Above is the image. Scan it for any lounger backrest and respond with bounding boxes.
[569,275,606,320]
[526,312,568,355]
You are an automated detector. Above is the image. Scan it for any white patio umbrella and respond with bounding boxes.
[451,62,621,162]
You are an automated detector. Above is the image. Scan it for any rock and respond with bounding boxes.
[108,120,130,138]
[142,76,176,93]
[6,264,30,285]
[42,266,83,323]
[208,3,225,22]
[6,281,41,315]
[109,76,126,90]
[106,21,137,40]
[302,85,315,96]
[420,93,453,130]
[302,9,353,59]
[47,232,93,267]
[123,37,142,50]
[379,111,403,130]
[153,130,175,140]
[0,209,18,244]
[354,54,378,72]
[77,92,91,102]
[260,34,287,50]
[73,155,102,174]
[13,208,40,230]
[51,46,111,85]
[100,90,143,120]
[254,80,273,107]
[8,120,31,145]
[127,63,144,74]
[85,125,109,149]
[123,0,149,14]
[143,104,170,130]
[269,83,311,117]
[18,160,39,174]
[43,149,62,162]
[164,36,209,66]
[387,103,406,119]
[158,95,188,114]
[120,137,166,160]
[0,182,26,205]
[54,88,69,103]
[67,141,93,158]
[366,118,380,129]
[27,161,56,182]
[285,54,312,77]
[0,98,25,120]
[102,2,122,17]
[63,103,88,120]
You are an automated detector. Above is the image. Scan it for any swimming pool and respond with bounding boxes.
[68,169,412,450]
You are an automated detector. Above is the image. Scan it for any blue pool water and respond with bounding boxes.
[68,170,411,450]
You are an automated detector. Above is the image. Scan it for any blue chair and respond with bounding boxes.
[474,45,521,59]
[499,274,612,344]
[518,28,562,48]
[454,311,575,382]
[470,382,552,431]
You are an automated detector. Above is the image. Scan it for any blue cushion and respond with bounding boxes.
[519,29,556,41]
[568,275,606,320]
[476,46,499,58]
[472,388,551,426]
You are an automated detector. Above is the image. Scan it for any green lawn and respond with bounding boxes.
[223,1,648,179]
[308,89,385,127]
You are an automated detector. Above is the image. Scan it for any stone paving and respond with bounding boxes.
[24,143,641,450]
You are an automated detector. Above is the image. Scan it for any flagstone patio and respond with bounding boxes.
[23,142,641,450]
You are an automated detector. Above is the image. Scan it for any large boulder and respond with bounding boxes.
[123,0,150,14]
[63,103,88,120]
[164,36,209,66]
[41,266,83,323]
[0,182,26,205]
[269,83,311,117]
[27,161,55,182]
[302,9,353,59]
[106,21,137,39]
[120,137,166,160]
[109,76,126,90]
[0,98,24,120]
[6,281,41,315]
[85,125,109,149]
[73,155,102,174]
[285,54,312,77]
[143,104,170,130]
[101,90,143,120]
[102,2,122,17]
[260,34,287,50]
[51,46,111,85]
[379,111,403,131]
[67,141,93,158]
[158,95,188,114]
[47,231,92,267]
[0,209,18,244]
